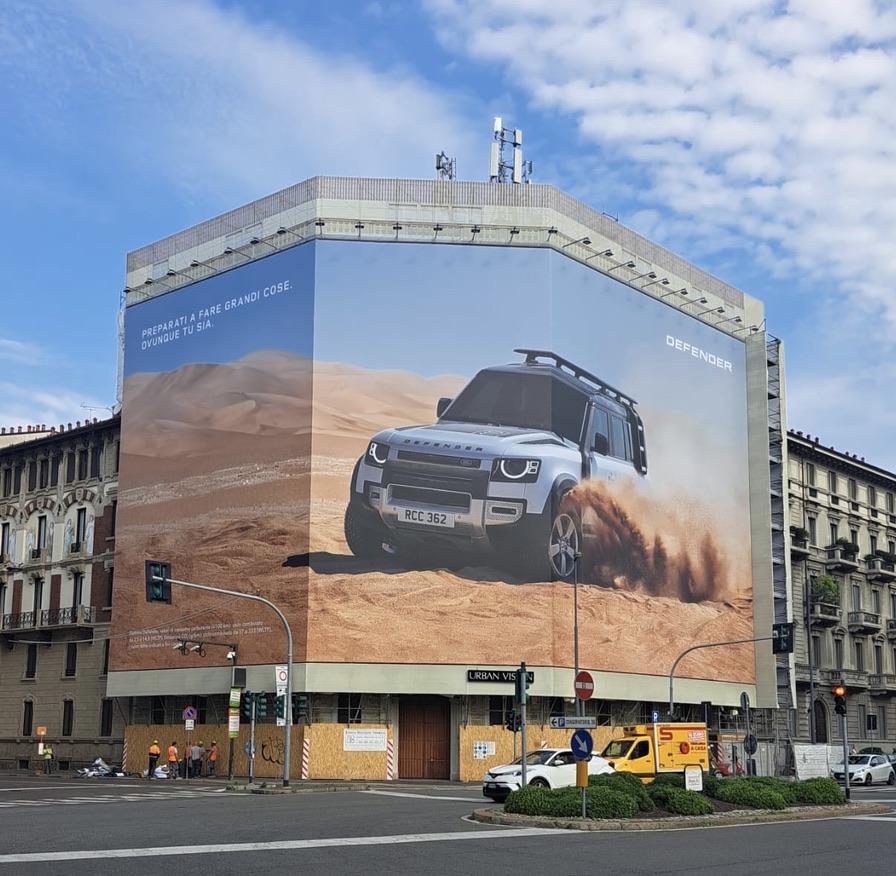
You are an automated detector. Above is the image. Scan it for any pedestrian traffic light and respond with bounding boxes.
[772,621,795,654]
[292,693,309,722]
[275,694,285,719]
[144,560,172,603]
[514,662,531,705]
[833,684,847,716]
[255,692,268,719]
[241,692,255,719]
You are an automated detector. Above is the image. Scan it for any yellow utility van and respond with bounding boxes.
[601,723,709,782]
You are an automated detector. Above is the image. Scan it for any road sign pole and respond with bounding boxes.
[519,662,528,787]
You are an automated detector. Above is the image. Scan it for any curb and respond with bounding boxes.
[470,801,893,831]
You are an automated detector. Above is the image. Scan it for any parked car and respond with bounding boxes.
[345,349,648,581]
[482,747,615,801]
[832,754,896,785]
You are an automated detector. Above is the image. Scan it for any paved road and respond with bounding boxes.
[0,777,894,875]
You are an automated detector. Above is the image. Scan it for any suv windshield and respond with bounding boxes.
[441,371,588,443]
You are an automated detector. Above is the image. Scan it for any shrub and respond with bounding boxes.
[584,786,639,819]
[741,775,800,804]
[652,772,685,789]
[504,785,551,816]
[712,778,787,810]
[791,777,847,805]
[700,773,722,799]
[664,787,715,816]
[589,771,655,811]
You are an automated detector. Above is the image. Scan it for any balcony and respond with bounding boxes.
[887,619,896,641]
[794,663,816,685]
[69,542,82,556]
[868,674,896,696]
[40,605,94,628]
[826,546,859,573]
[28,548,47,564]
[809,602,841,627]
[847,610,882,634]
[840,668,869,689]
[789,536,812,560]
[866,556,896,583]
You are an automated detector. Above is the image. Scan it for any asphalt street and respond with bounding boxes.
[0,776,894,875]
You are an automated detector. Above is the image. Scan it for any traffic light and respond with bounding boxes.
[772,622,795,654]
[144,560,172,603]
[255,691,268,719]
[292,693,308,723]
[514,662,531,705]
[505,709,518,732]
[275,694,285,719]
[241,692,255,719]
[833,684,847,716]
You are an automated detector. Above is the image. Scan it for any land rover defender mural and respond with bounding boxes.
[344,349,648,581]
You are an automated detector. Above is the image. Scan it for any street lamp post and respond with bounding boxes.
[573,551,582,717]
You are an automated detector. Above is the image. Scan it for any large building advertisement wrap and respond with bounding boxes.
[114,238,755,685]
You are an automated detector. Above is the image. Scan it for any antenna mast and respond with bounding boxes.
[435,151,457,181]
[489,117,533,184]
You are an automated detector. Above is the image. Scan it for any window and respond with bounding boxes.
[852,583,861,611]
[31,578,43,616]
[27,462,36,491]
[38,459,49,489]
[872,589,881,614]
[1,467,11,497]
[850,529,859,548]
[100,699,114,737]
[65,642,77,677]
[71,572,83,610]
[1,520,9,556]
[888,492,895,514]
[828,470,838,494]
[489,696,513,725]
[37,515,47,550]
[0,581,6,616]
[62,700,74,736]
[857,703,867,735]
[50,457,59,487]
[868,485,877,508]
[808,517,817,545]
[834,638,844,669]
[90,446,100,479]
[855,640,865,672]
[75,507,87,548]
[875,644,884,675]
[848,478,857,501]
[102,639,110,675]
[830,522,839,545]
[891,592,896,619]
[806,463,816,486]
[871,534,878,555]
[77,450,88,481]
[337,693,363,724]
[65,453,75,484]
[609,414,633,462]
[22,701,33,736]
[25,643,37,679]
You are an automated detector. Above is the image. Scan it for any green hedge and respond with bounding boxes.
[711,778,787,810]
[589,772,655,811]
[790,777,846,805]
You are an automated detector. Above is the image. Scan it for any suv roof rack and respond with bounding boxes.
[513,348,638,407]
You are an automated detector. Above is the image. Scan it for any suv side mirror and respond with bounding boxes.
[591,433,609,456]
[436,397,453,418]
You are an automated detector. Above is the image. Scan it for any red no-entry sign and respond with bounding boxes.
[574,670,595,700]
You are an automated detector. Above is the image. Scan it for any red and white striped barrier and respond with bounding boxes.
[301,738,310,780]
[122,739,129,772]
[540,740,548,749]
[386,739,394,780]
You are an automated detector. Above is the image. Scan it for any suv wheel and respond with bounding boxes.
[529,777,549,788]
[549,507,581,581]
[344,505,389,559]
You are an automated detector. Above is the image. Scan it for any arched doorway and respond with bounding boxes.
[398,695,450,779]
[813,699,829,743]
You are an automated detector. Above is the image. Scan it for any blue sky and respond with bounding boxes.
[2,0,896,468]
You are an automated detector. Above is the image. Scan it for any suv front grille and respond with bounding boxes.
[396,450,482,469]
[389,485,471,511]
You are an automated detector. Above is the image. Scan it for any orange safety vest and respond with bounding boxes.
[149,743,161,756]
[209,746,218,762]
[167,745,178,762]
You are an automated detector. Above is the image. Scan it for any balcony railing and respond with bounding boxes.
[866,557,896,583]
[809,602,841,627]
[847,610,882,634]
[868,674,896,695]
[40,605,94,628]
[2,605,94,631]
[790,537,811,560]
[2,611,36,631]
[887,619,896,640]
[840,669,869,688]
[826,546,859,573]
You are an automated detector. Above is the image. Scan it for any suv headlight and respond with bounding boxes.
[365,441,390,467]
[491,458,541,483]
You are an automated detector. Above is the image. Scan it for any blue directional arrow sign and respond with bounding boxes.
[571,729,594,760]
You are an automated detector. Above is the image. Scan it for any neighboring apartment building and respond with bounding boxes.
[788,430,896,751]
[0,416,123,771]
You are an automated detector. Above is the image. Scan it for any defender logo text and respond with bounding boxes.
[666,335,733,372]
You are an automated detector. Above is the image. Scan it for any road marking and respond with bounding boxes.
[0,788,225,809]
[364,790,485,802]
[0,829,568,863]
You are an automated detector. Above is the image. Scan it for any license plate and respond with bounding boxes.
[399,508,455,528]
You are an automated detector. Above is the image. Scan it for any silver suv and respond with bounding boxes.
[344,349,648,580]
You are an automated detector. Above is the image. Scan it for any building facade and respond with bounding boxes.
[0,417,123,770]
[788,430,896,752]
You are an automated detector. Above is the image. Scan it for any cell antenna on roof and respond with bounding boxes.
[435,151,456,181]
[489,117,533,184]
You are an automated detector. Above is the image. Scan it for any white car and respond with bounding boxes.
[482,747,615,801]
[832,754,895,786]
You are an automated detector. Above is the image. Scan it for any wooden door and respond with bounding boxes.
[398,696,450,779]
